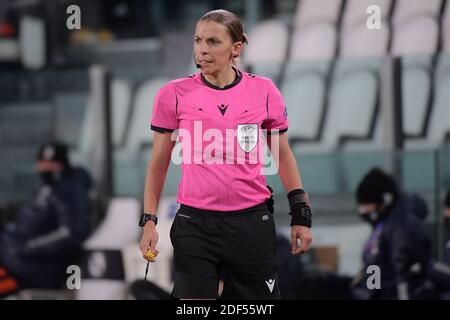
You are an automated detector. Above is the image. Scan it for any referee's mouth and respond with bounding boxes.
[198,60,213,66]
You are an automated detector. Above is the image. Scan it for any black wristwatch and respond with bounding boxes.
[139,213,158,227]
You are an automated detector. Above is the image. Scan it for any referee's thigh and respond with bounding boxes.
[220,209,281,299]
[170,212,222,299]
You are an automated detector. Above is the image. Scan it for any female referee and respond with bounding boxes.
[139,9,313,300]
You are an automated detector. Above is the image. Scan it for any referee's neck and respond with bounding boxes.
[202,67,237,89]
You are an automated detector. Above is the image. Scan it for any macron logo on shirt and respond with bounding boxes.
[217,104,228,116]
[265,279,275,293]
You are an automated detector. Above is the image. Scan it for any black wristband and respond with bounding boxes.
[139,213,158,227]
[287,189,313,228]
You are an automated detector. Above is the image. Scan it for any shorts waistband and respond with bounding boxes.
[178,202,269,217]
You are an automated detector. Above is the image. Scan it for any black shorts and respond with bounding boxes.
[170,202,281,300]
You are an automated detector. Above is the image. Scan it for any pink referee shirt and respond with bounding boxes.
[150,68,289,211]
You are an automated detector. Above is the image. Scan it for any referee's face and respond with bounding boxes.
[194,21,238,75]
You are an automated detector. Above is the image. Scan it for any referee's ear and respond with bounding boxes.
[232,41,243,55]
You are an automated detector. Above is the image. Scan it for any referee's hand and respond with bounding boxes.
[140,222,159,262]
[291,225,312,255]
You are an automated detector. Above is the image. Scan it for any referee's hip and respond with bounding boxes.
[178,201,271,218]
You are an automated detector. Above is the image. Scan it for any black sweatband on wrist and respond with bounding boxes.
[287,189,311,208]
[287,189,313,228]
[290,207,312,228]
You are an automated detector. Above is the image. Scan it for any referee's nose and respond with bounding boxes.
[199,42,209,55]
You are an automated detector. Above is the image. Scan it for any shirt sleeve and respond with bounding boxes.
[262,80,289,135]
[150,83,178,133]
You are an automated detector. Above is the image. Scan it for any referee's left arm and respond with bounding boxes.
[270,133,313,255]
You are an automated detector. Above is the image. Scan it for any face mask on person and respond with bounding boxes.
[359,210,382,227]
[358,194,394,227]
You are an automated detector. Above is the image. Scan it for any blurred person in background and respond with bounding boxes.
[444,190,450,264]
[139,9,313,300]
[426,189,450,299]
[0,142,91,297]
[351,168,431,300]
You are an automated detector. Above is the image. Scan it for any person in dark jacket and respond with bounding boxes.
[444,190,450,264]
[351,168,431,300]
[0,142,91,296]
[426,189,450,299]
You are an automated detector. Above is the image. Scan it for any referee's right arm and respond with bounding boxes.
[140,132,176,259]
[143,132,175,214]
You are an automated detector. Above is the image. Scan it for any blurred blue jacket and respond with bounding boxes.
[0,167,91,288]
[353,193,431,300]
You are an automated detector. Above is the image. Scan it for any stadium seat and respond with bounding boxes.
[405,54,450,149]
[342,0,392,28]
[111,79,132,148]
[290,23,337,61]
[391,0,442,55]
[393,0,443,24]
[77,197,140,300]
[337,9,389,151]
[113,77,168,197]
[281,61,327,141]
[244,19,289,80]
[401,56,434,139]
[394,0,439,150]
[124,78,169,152]
[340,24,390,58]
[402,54,450,191]
[294,0,343,27]
[297,58,381,153]
[285,0,344,143]
[71,78,131,168]
[429,54,450,146]
[391,0,443,162]
[443,1,450,52]
[290,0,343,61]
[83,197,141,248]
[70,96,95,167]
[392,17,440,56]
[292,57,381,193]
[340,0,393,58]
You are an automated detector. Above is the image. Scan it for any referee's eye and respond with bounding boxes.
[207,39,220,46]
